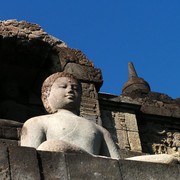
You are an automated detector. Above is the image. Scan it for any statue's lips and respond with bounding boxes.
[65,94,75,99]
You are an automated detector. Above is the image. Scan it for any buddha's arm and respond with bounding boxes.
[20,118,46,148]
[101,129,120,159]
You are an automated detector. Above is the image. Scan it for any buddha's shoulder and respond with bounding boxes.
[24,114,53,125]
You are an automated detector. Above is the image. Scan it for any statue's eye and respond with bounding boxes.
[59,84,67,88]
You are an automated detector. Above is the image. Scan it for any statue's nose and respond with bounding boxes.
[67,85,73,92]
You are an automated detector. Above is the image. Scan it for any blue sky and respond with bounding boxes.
[1,1,180,98]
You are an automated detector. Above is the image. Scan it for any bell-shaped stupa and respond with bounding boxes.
[122,62,151,94]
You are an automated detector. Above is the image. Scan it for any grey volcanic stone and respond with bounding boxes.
[37,151,68,180]
[65,153,122,180]
[8,146,40,180]
[119,159,180,180]
[0,143,10,180]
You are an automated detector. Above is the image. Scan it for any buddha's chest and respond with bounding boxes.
[45,119,101,143]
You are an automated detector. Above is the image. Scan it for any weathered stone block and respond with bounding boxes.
[141,105,172,117]
[65,153,122,180]
[8,146,40,180]
[113,112,127,130]
[118,149,146,159]
[119,159,180,180]
[0,138,18,146]
[0,143,11,180]
[116,129,130,150]
[0,127,19,139]
[38,151,67,180]
[172,108,180,118]
[124,113,139,131]
[128,131,142,152]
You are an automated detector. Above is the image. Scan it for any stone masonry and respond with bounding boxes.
[0,20,180,179]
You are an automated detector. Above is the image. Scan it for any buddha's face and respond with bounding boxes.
[47,77,81,113]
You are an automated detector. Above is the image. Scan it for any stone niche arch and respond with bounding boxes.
[0,20,103,123]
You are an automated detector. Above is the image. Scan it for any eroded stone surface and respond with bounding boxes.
[0,19,180,178]
[0,143,10,180]
[38,151,67,180]
[0,20,102,123]
[119,159,180,180]
[9,146,40,180]
[65,153,122,180]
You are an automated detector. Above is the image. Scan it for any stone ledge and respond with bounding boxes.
[0,144,180,179]
[8,146,41,180]
[65,153,121,180]
[37,150,67,179]
[119,159,180,180]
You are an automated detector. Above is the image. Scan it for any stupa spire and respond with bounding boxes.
[128,62,138,79]
[122,62,151,95]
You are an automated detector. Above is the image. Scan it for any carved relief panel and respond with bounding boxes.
[138,118,180,155]
[80,82,101,124]
[100,108,142,152]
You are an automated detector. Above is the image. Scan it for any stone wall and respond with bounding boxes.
[1,19,180,179]
[0,143,179,180]
[99,91,180,156]
[0,20,103,124]
[99,93,142,152]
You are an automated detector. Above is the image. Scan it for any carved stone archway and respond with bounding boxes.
[0,20,103,123]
